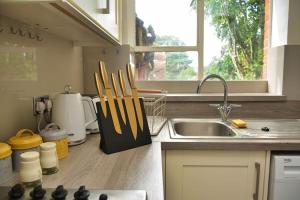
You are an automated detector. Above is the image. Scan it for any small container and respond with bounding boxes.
[0,143,13,184]
[8,129,42,171]
[19,151,42,187]
[40,142,59,175]
[40,123,68,160]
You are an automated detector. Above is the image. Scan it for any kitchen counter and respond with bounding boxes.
[156,120,300,150]
[2,119,300,200]
[2,135,164,200]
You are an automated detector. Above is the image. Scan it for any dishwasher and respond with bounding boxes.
[269,155,300,200]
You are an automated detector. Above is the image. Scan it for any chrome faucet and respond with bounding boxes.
[197,74,241,122]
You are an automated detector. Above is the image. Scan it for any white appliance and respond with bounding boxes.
[52,89,93,146]
[82,96,100,134]
[269,155,300,200]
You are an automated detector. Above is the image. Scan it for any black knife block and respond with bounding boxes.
[96,98,152,154]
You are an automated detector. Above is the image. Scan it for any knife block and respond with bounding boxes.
[96,97,152,154]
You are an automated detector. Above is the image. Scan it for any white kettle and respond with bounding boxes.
[52,86,93,146]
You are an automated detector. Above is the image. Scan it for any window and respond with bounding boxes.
[133,0,268,81]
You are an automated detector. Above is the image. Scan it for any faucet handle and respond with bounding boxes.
[229,104,242,108]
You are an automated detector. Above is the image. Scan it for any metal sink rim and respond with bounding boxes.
[169,118,239,139]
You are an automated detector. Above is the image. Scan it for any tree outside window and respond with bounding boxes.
[135,0,266,81]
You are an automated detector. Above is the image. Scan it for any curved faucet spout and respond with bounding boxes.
[196,74,228,107]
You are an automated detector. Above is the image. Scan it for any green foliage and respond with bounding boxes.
[154,35,185,46]
[192,0,265,80]
[155,35,197,80]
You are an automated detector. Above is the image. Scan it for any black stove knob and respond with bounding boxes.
[8,184,25,200]
[51,185,68,200]
[99,193,108,200]
[74,186,90,200]
[30,185,46,200]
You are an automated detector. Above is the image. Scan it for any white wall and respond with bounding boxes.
[271,0,289,47]
[287,0,300,45]
[0,16,84,141]
[83,45,130,94]
[271,0,300,47]
[282,45,300,100]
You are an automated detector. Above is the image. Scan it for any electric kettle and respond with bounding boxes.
[52,85,93,146]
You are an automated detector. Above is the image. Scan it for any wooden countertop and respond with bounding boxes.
[2,135,164,200]
[3,119,300,200]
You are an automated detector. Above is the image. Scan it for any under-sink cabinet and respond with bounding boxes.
[165,150,270,200]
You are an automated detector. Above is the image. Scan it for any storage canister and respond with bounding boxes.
[8,129,42,171]
[40,123,68,160]
[0,143,13,184]
[20,151,42,187]
[40,142,59,175]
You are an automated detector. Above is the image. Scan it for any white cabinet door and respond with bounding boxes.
[166,150,266,200]
[70,0,119,40]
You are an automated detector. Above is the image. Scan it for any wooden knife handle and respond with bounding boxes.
[99,61,110,89]
[94,72,104,98]
[111,73,120,97]
[118,70,128,97]
[126,64,136,89]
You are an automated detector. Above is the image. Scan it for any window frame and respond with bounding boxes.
[124,0,271,94]
[133,0,204,80]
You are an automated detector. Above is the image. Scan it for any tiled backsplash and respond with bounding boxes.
[0,16,84,141]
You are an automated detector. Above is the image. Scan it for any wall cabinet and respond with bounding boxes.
[0,0,121,45]
[166,150,268,200]
[70,0,120,40]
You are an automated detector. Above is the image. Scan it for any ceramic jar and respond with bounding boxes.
[8,129,42,171]
[19,151,42,187]
[40,142,59,175]
[40,123,68,160]
[0,143,13,184]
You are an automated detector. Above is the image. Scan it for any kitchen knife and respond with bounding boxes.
[118,70,138,140]
[111,73,127,125]
[94,72,107,118]
[126,64,144,131]
[99,61,122,134]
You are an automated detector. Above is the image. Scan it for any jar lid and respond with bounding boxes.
[40,123,67,141]
[20,151,40,162]
[40,142,56,151]
[8,129,42,150]
[0,143,12,159]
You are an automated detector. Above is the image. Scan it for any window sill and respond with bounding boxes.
[165,93,286,102]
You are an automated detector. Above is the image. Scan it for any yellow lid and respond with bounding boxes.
[0,143,12,159]
[8,129,42,150]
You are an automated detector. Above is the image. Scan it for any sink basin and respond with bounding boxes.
[169,118,238,139]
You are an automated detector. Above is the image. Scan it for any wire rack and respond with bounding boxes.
[143,92,167,136]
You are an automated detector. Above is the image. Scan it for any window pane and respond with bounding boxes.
[134,51,198,80]
[203,0,266,80]
[135,0,197,46]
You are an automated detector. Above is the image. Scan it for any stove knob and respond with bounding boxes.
[74,186,90,200]
[8,184,25,200]
[51,185,68,200]
[29,185,46,200]
[99,193,108,200]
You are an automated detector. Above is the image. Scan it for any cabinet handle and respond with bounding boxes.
[253,162,260,200]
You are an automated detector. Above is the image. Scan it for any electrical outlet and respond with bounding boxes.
[33,95,50,116]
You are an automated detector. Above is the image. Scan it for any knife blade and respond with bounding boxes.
[126,64,144,131]
[99,61,122,134]
[94,72,107,118]
[118,70,137,140]
[111,73,126,125]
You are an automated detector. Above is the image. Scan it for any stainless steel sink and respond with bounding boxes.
[169,118,238,139]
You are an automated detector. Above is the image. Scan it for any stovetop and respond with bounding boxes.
[0,184,147,200]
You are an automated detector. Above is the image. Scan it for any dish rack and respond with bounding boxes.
[142,91,167,136]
